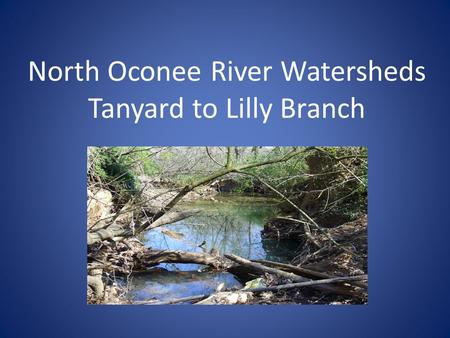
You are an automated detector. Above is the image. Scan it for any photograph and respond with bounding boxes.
[87,146,368,305]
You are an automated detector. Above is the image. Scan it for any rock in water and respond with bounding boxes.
[196,291,254,305]
[243,278,266,290]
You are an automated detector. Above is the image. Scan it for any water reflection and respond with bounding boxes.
[145,195,296,267]
[127,270,242,302]
[126,195,297,301]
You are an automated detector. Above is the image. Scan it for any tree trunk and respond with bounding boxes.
[252,259,367,289]
[225,254,362,298]
[88,147,315,246]
[139,249,233,270]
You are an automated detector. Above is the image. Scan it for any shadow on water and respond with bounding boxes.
[125,194,298,302]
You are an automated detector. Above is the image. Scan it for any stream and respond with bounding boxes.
[125,195,298,302]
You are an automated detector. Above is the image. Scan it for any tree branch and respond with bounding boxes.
[88,147,314,245]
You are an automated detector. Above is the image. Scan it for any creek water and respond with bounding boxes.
[125,195,297,302]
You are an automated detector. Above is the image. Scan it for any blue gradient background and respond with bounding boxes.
[1,1,450,337]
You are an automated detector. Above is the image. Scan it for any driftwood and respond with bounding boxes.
[225,254,362,298]
[141,249,233,269]
[242,275,368,293]
[253,259,367,289]
[253,259,331,279]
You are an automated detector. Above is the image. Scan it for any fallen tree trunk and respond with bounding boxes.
[253,259,367,289]
[140,249,233,270]
[225,254,363,298]
[242,274,367,293]
[135,250,365,298]
[253,259,331,279]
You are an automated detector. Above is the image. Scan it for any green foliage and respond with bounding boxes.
[231,146,368,224]
[232,149,309,193]
[159,150,175,161]
[230,176,254,194]
[92,148,138,200]
[90,147,161,201]
[173,173,205,187]
[134,151,160,176]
